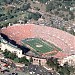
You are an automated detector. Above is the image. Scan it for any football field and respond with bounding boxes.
[22,38,59,54]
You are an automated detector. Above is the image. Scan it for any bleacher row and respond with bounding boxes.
[1,25,35,45]
[1,24,75,56]
[33,25,75,55]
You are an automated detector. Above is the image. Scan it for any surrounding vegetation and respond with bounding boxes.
[0,0,42,28]
[46,1,75,21]
[3,49,29,66]
[47,57,75,75]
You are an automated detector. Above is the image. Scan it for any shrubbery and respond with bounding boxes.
[3,50,29,65]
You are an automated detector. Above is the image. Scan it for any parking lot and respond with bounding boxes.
[28,64,52,75]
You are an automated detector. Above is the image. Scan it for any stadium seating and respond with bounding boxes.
[1,24,75,56]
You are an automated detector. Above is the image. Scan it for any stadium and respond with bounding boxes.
[0,24,75,61]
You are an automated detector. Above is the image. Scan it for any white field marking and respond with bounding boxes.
[36,44,43,47]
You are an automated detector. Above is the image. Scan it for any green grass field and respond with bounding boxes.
[22,38,55,53]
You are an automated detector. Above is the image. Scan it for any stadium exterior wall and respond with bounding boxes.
[1,42,23,58]
[60,55,75,66]
[26,55,46,65]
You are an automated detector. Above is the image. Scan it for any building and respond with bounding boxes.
[0,24,75,66]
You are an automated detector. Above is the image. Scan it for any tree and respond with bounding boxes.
[46,57,59,71]
[38,0,49,3]
[4,0,13,4]
[27,13,32,19]
[3,49,10,58]
[30,57,33,63]
[8,53,17,60]
[69,29,75,35]
[21,3,30,11]
[60,26,67,31]
[14,57,19,63]
[3,50,17,60]
[31,12,41,20]
[46,2,55,12]
[58,62,75,75]
[19,56,29,66]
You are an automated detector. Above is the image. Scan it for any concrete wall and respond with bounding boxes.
[60,55,75,66]
[1,42,23,58]
[25,55,47,65]
[32,57,47,66]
